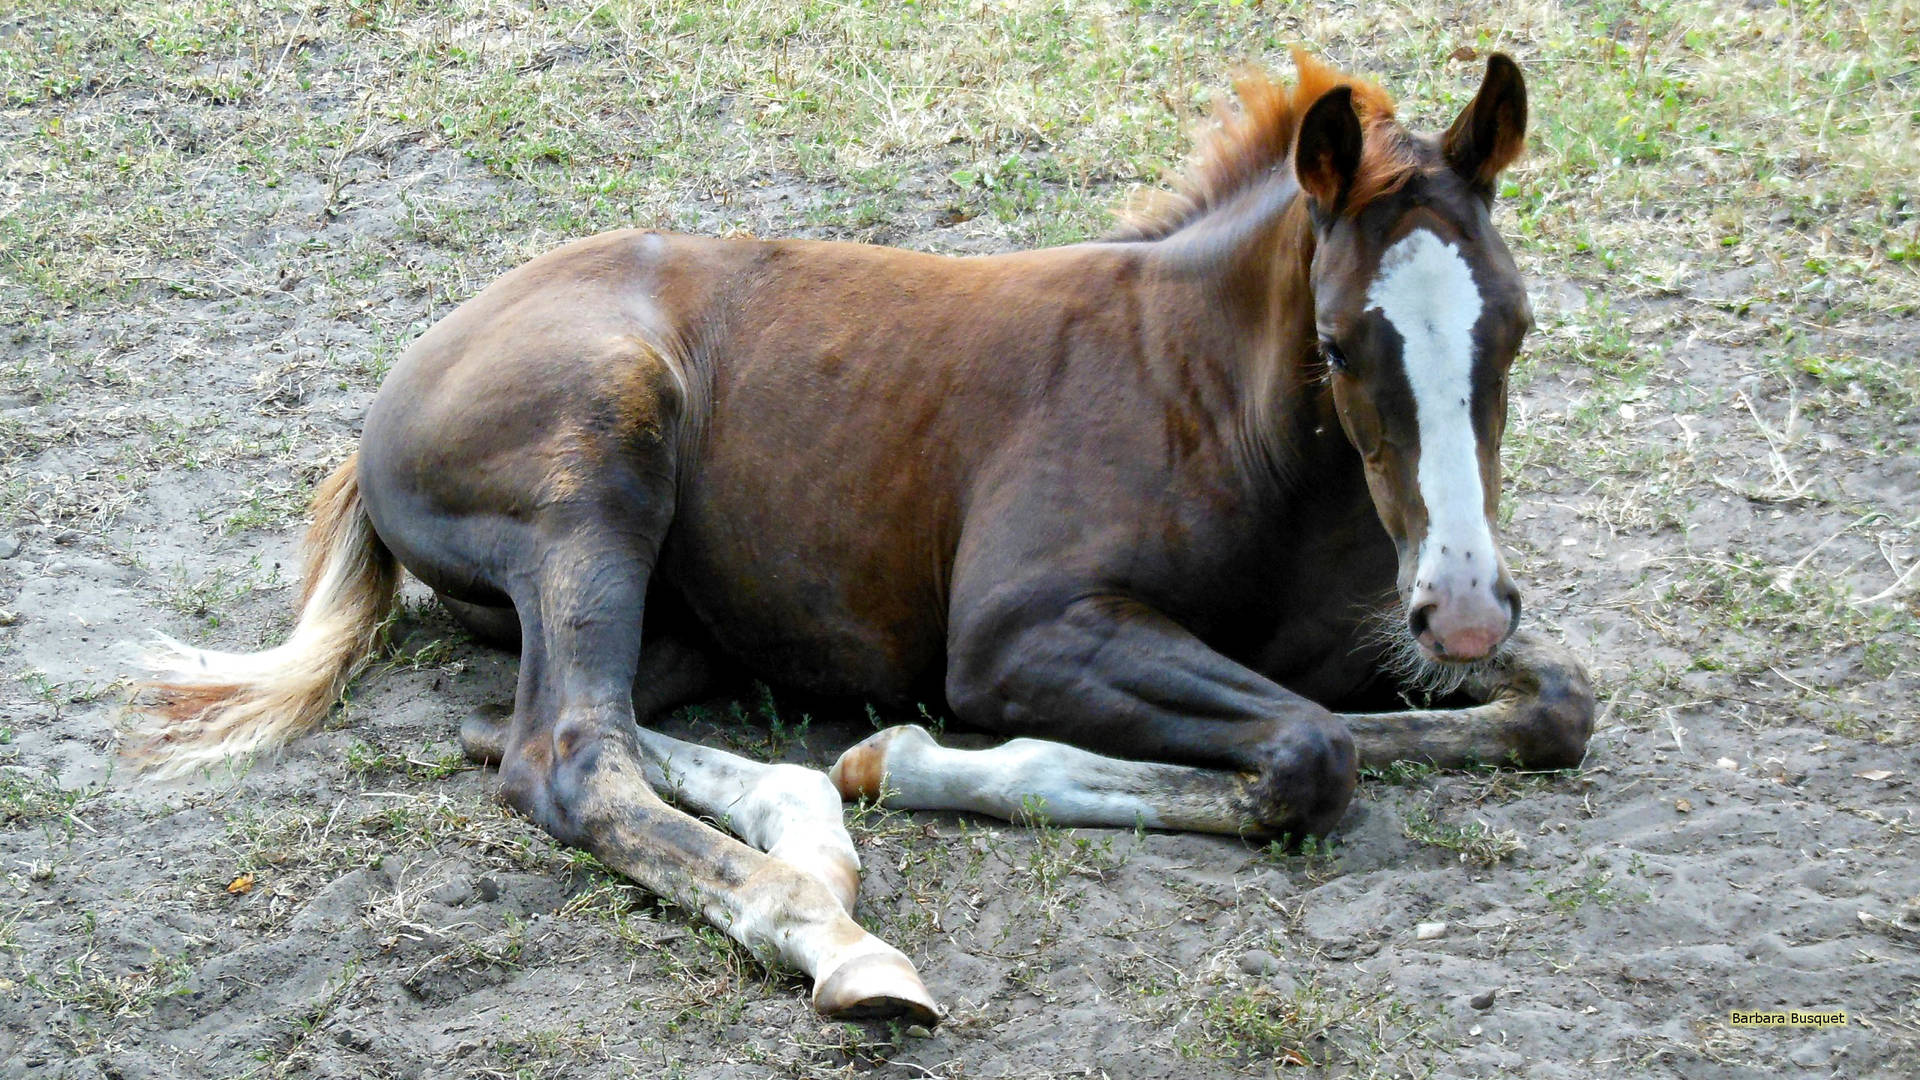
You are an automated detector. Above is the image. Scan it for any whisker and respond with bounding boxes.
[1354,592,1507,704]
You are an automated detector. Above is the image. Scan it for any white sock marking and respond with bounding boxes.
[632,728,862,912]
[847,726,1253,834]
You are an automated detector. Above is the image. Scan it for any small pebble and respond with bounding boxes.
[1415,921,1448,941]
[904,1024,933,1039]
[54,529,81,546]
[0,535,20,559]
[1470,989,1497,1010]
[1238,949,1281,976]
[0,611,17,627]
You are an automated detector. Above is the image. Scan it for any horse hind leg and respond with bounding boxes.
[494,502,937,1023]
[459,634,726,766]
[461,697,864,914]
[439,592,521,650]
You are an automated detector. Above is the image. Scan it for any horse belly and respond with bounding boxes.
[661,480,951,703]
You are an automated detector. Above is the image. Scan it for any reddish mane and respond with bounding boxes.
[1114,49,1419,239]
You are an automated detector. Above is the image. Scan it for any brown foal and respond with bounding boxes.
[131,51,1594,1024]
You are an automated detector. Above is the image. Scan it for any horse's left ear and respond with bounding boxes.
[1443,53,1527,194]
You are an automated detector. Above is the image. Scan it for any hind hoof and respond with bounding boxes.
[460,704,511,766]
[812,951,941,1026]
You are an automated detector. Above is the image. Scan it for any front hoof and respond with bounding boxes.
[1249,714,1358,841]
[812,951,942,1026]
[828,724,934,801]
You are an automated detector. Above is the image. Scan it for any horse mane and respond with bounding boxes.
[1112,49,1420,240]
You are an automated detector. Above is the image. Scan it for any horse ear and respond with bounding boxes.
[1444,53,1527,192]
[1295,85,1363,213]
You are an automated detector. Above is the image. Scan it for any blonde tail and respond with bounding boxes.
[127,453,398,776]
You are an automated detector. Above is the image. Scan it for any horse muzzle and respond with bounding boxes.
[1405,560,1521,663]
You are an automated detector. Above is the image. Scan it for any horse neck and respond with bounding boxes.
[1152,179,1346,505]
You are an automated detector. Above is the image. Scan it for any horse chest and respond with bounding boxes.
[1247,527,1400,703]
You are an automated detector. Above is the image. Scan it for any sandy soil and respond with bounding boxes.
[3,10,1918,1079]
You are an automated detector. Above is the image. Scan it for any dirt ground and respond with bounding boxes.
[2,2,1917,1077]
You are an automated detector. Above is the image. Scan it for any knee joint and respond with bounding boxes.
[1247,711,1357,840]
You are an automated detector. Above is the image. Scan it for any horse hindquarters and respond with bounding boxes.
[353,269,939,1022]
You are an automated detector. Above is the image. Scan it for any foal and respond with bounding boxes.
[132,52,1594,1024]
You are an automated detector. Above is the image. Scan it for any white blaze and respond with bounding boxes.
[1365,229,1498,585]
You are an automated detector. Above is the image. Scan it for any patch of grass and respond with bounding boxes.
[26,947,195,1052]
[219,481,310,535]
[344,739,472,782]
[1362,759,1440,786]
[479,1024,610,1080]
[1529,868,1648,914]
[377,633,463,674]
[1402,803,1526,867]
[1174,981,1443,1069]
[219,790,565,930]
[1257,832,1341,882]
[148,557,282,627]
[0,766,103,833]
[1015,805,1128,901]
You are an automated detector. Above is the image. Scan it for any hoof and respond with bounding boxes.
[828,724,934,801]
[812,950,941,1026]
[460,704,511,766]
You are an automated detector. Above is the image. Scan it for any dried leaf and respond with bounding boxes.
[1450,45,1479,62]
[1855,770,1894,782]
[1675,798,1693,813]
[226,872,255,895]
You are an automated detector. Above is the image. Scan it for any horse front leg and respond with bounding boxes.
[1340,629,1596,771]
[826,629,1591,836]
[832,723,1274,835]
[934,590,1358,839]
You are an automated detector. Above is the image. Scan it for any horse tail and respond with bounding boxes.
[127,453,399,776]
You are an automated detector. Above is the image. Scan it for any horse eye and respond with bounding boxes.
[1319,338,1349,373]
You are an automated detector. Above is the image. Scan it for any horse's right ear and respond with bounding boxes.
[1295,85,1363,215]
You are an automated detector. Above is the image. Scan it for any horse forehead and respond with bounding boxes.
[1363,229,1483,329]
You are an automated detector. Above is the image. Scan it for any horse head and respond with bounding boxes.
[1297,55,1533,665]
